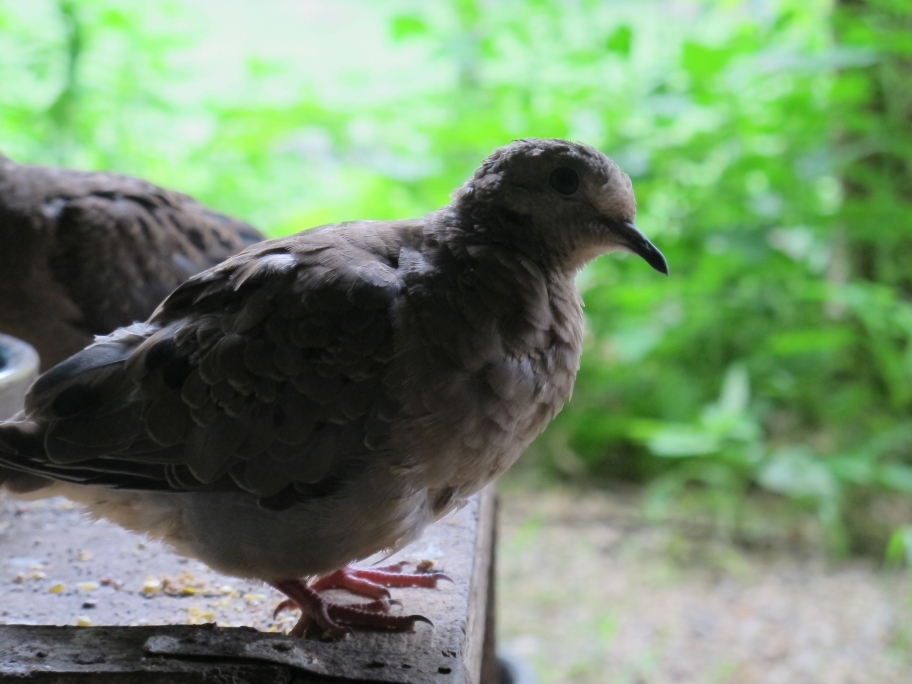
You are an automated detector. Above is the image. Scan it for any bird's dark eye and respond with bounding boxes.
[549,167,580,196]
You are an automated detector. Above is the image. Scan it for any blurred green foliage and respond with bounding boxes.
[0,0,910,553]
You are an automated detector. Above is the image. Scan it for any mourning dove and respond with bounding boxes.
[0,153,265,369]
[0,139,666,637]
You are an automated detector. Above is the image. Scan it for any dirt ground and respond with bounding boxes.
[495,483,912,684]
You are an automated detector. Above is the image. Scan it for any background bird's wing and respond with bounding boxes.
[0,225,409,508]
[0,155,264,367]
[46,177,264,335]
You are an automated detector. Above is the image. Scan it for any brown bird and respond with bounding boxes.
[0,153,265,369]
[0,139,666,638]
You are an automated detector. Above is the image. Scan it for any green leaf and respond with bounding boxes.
[390,14,428,41]
[885,526,912,569]
[758,447,839,501]
[605,25,632,57]
[877,463,912,494]
[767,328,853,356]
[717,363,750,415]
[681,41,735,78]
[647,426,720,457]
[826,455,874,485]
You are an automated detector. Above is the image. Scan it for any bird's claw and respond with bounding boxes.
[390,559,453,585]
[310,567,391,599]
[325,602,433,632]
[271,578,426,640]
[311,562,451,598]
[272,560,445,639]
[273,598,296,619]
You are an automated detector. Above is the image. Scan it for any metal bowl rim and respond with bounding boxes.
[0,333,40,388]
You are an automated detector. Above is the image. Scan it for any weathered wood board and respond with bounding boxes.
[0,488,496,683]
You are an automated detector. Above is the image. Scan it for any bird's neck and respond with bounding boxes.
[432,203,571,275]
[435,200,602,275]
[424,207,584,359]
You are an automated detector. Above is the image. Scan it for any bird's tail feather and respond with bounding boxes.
[0,421,53,495]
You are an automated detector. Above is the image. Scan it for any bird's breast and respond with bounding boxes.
[392,259,583,498]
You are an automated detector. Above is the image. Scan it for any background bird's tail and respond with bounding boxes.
[0,421,53,495]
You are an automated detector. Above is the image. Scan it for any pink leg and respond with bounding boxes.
[310,562,452,600]
[271,578,431,640]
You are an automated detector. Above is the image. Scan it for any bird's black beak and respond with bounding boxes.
[613,219,668,275]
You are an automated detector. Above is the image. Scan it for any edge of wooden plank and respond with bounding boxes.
[463,486,496,684]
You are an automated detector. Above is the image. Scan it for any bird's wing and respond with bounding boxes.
[0,224,408,508]
[43,170,265,335]
[0,156,265,368]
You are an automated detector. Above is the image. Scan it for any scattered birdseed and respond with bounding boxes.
[141,576,163,596]
[162,570,215,596]
[187,606,215,624]
[13,570,46,582]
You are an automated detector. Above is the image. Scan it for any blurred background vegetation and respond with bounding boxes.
[1,0,910,558]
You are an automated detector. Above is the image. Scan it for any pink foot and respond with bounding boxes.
[271,578,431,640]
[310,561,452,600]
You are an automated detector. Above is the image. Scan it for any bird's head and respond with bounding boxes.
[453,138,667,274]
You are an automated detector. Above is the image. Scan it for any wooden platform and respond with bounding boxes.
[0,488,498,683]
